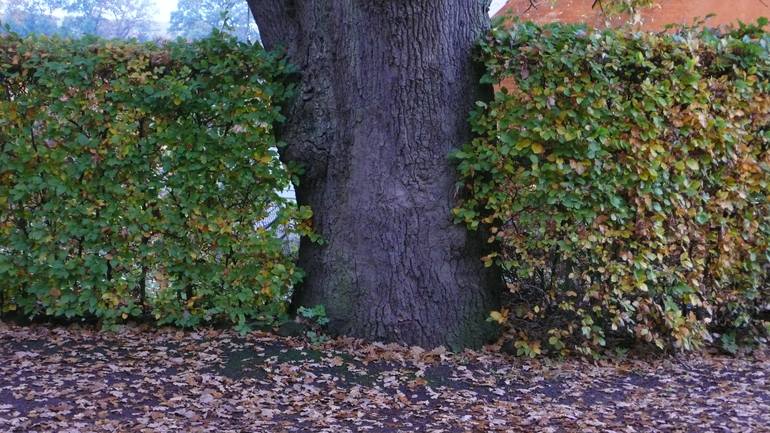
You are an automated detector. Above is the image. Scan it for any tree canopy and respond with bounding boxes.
[62,0,157,39]
[1,0,158,40]
[1,0,61,36]
[170,0,259,42]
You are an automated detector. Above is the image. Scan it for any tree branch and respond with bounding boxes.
[247,0,300,56]
[524,0,539,13]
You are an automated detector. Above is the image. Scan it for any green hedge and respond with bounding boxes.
[456,20,770,356]
[0,31,310,330]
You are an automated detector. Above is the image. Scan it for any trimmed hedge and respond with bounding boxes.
[0,31,310,330]
[456,20,770,356]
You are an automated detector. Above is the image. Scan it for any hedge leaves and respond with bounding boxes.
[457,21,770,355]
[0,31,310,330]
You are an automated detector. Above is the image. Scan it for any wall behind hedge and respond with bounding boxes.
[456,20,770,355]
[0,31,310,330]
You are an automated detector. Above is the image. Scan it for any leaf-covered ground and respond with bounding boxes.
[1,323,768,433]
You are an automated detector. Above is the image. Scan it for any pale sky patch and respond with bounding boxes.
[153,0,178,31]
[490,0,508,16]
[150,0,509,31]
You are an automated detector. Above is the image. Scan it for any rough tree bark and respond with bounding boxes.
[247,0,501,349]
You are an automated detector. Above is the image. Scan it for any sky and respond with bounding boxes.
[153,0,178,31]
[490,0,508,15]
[150,0,509,31]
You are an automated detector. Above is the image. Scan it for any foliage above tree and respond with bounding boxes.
[0,31,307,330]
[61,0,158,39]
[170,0,259,42]
[1,0,159,40]
[456,19,770,356]
[1,0,61,36]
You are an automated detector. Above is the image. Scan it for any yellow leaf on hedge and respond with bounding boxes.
[531,143,545,154]
[490,310,508,324]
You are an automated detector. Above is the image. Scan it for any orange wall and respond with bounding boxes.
[498,0,769,29]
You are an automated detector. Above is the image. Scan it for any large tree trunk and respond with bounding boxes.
[248,0,501,349]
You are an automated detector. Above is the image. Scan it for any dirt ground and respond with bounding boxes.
[1,322,768,433]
